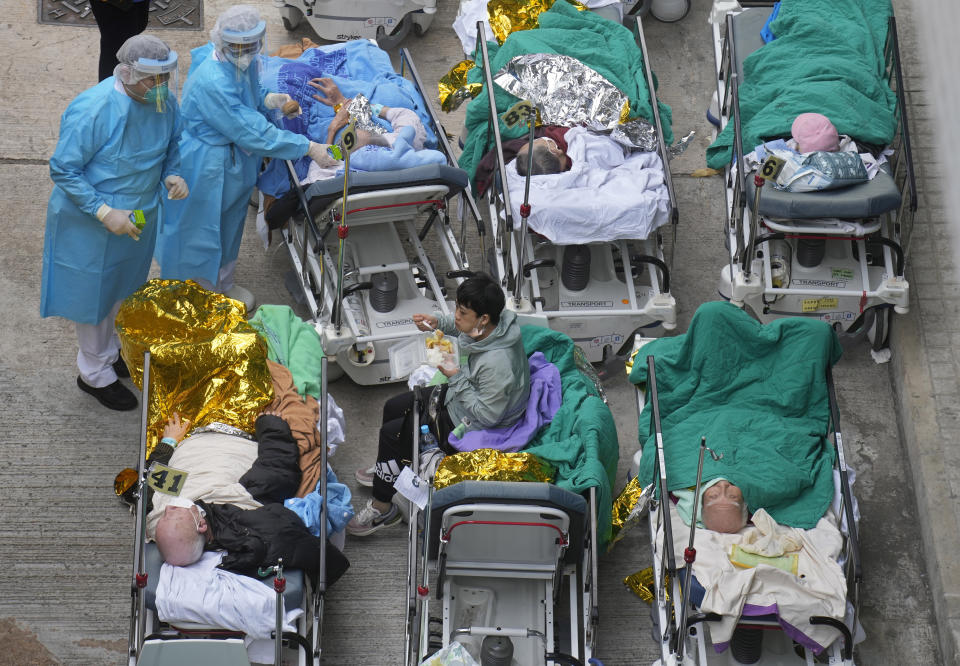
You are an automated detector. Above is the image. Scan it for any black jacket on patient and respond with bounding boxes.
[199,500,350,587]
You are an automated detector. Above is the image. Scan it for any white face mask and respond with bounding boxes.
[234,54,255,71]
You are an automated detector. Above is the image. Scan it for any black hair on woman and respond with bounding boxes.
[455,272,505,326]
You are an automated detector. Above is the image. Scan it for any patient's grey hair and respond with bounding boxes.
[155,508,206,566]
[515,143,564,177]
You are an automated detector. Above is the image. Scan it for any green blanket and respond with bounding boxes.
[248,304,325,399]
[460,0,673,190]
[629,302,841,529]
[706,0,895,169]
[520,326,619,545]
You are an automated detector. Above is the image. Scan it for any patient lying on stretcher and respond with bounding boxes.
[151,409,350,586]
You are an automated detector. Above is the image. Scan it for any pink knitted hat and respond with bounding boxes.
[791,113,840,153]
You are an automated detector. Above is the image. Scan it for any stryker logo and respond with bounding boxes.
[561,300,614,308]
[790,279,847,288]
[336,34,361,40]
[375,318,414,329]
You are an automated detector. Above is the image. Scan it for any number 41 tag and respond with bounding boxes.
[147,462,189,496]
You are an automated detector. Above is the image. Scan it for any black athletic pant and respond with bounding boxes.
[372,388,454,503]
[90,0,151,82]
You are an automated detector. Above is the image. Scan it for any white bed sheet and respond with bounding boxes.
[659,502,848,652]
[156,551,302,641]
[503,127,671,245]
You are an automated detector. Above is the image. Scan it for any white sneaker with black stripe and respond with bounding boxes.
[346,499,401,537]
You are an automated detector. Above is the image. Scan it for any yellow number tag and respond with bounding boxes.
[502,100,534,129]
[759,156,786,182]
[340,119,358,155]
[801,297,839,312]
[147,462,189,496]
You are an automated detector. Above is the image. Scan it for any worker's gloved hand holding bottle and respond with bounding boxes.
[96,204,141,240]
[164,175,189,200]
[307,141,341,169]
[264,92,302,119]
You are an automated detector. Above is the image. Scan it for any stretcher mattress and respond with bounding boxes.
[746,163,901,219]
[428,480,587,563]
[302,164,469,212]
[143,543,304,613]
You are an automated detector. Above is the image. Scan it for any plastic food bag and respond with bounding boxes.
[419,641,481,666]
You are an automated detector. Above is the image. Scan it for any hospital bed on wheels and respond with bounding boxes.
[126,355,334,666]
[477,17,679,365]
[400,413,601,665]
[278,49,488,386]
[275,0,436,50]
[628,314,861,665]
[405,481,600,666]
[399,326,620,666]
[713,3,917,352]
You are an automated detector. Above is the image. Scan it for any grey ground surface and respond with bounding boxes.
[0,0,955,664]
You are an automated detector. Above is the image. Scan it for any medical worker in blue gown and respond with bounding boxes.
[157,5,333,312]
[41,35,188,412]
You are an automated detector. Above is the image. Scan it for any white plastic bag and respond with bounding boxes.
[419,641,481,666]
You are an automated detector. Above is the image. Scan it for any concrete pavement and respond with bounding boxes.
[0,0,953,663]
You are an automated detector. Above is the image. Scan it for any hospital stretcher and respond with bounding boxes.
[629,327,861,665]
[478,16,679,364]
[713,2,917,352]
[126,355,335,666]
[399,327,618,666]
[275,0,436,50]
[277,48,488,386]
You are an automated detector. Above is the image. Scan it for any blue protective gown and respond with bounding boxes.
[41,78,182,325]
[157,45,310,284]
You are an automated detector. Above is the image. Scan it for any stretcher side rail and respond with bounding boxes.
[400,48,488,270]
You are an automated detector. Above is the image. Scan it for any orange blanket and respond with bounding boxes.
[266,359,325,498]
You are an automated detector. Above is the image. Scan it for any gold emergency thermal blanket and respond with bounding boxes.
[438,59,483,113]
[116,279,274,458]
[487,0,586,44]
[608,476,652,547]
[434,449,555,489]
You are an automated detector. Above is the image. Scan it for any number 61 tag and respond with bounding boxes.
[147,462,189,496]
[502,100,534,129]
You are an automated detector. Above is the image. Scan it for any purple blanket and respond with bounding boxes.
[448,352,561,452]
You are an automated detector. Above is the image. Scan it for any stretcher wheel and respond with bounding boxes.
[867,306,891,352]
[651,0,690,22]
[375,15,412,50]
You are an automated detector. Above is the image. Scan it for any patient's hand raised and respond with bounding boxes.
[309,77,347,107]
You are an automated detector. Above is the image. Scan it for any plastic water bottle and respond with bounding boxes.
[419,424,439,453]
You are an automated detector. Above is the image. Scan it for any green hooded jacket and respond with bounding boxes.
[436,309,530,433]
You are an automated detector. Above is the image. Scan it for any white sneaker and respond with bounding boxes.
[225,285,256,313]
[346,499,401,537]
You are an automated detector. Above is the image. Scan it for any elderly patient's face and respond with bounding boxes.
[702,480,747,534]
[155,502,207,566]
[517,137,570,170]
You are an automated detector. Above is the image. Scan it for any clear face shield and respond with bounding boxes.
[127,51,180,113]
[220,20,266,76]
